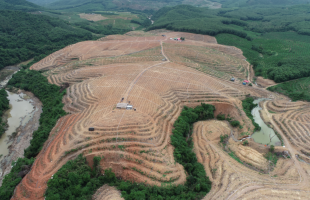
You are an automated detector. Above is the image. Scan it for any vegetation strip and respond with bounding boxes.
[45,104,215,199]
[0,89,9,138]
[242,97,261,132]
[0,69,66,200]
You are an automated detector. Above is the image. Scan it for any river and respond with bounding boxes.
[251,98,281,146]
[0,68,42,184]
[0,92,35,163]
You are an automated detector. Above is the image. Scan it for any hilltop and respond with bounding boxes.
[5,31,309,200]
[0,0,41,11]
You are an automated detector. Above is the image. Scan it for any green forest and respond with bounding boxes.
[268,77,310,101]
[45,104,214,200]
[0,10,131,70]
[212,0,309,8]
[0,0,41,11]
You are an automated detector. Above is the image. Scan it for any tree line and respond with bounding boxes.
[0,89,9,138]
[242,97,261,132]
[0,69,67,200]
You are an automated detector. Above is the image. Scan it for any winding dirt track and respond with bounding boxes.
[11,31,310,200]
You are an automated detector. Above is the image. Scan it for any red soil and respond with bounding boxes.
[11,31,305,200]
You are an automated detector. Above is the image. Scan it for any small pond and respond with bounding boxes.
[251,98,281,146]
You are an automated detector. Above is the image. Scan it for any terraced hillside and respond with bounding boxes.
[265,100,310,163]
[11,31,310,200]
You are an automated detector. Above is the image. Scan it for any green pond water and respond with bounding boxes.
[251,98,281,146]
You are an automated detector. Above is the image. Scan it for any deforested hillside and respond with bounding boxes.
[4,31,310,200]
[149,4,310,101]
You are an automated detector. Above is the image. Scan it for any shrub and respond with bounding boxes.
[216,114,226,120]
[242,97,261,131]
[265,152,278,165]
[0,157,34,200]
[243,140,249,146]
[220,134,229,144]
[230,120,240,127]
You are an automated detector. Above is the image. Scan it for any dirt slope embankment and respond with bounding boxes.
[10,31,309,200]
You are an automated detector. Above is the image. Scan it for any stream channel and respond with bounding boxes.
[0,92,35,161]
[0,71,37,178]
[251,98,281,146]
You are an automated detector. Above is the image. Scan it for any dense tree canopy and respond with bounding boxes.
[0,0,41,11]
[268,77,310,101]
[0,10,93,69]
[0,10,132,70]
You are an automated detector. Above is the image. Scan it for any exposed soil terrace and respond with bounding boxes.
[12,31,310,200]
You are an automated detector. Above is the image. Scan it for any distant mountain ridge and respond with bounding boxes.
[25,0,58,6]
[211,0,310,8]
[26,0,310,11]
[0,0,41,11]
[26,0,220,12]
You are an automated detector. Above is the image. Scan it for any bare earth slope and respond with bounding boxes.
[12,31,310,200]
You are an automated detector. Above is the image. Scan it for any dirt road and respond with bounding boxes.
[124,38,170,102]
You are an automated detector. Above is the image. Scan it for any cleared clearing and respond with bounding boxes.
[12,31,310,200]
[78,13,108,21]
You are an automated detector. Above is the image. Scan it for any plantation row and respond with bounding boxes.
[45,103,214,199]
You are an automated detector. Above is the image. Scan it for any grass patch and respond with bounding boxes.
[228,151,243,164]
[265,152,278,165]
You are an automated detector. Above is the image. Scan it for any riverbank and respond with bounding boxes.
[0,90,42,186]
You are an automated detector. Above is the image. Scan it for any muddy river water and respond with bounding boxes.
[251,98,281,146]
[0,92,35,162]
